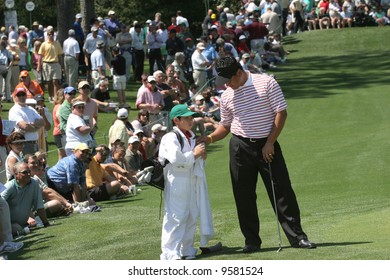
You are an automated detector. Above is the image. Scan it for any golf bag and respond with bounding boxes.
[140,130,183,191]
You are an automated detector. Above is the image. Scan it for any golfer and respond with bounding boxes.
[204,57,316,253]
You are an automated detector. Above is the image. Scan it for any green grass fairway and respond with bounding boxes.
[3,27,390,260]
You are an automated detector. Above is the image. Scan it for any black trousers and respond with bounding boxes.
[133,49,145,81]
[148,48,165,75]
[229,135,307,247]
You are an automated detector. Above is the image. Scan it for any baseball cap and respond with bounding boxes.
[32,21,39,26]
[169,104,199,120]
[78,81,90,89]
[26,99,37,105]
[242,53,250,59]
[128,135,140,144]
[117,108,128,119]
[20,70,29,77]
[72,99,86,107]
[13,87,26,97]
[108,10,115,16]
[73,142,91,152]
[215,56,243,86]
[134,129,144,135]
[34,94,44,102]
[185,37,192,42]
[151,124,167,133]
[91,26,98,32]
[75,13,83,19]
[96,40,105,48]
[9,39,17,47]
[195,95,204,101]
[239,35,246,40]
[64,86,76,94]
[147,76,156,83]
[196,42,205,50]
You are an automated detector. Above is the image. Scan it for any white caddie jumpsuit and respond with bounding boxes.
[158,127,199,260]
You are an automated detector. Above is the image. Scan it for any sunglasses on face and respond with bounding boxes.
[12,142,25,146]
[81,150,90,155]
[68,92,76,96]
[16,93,27,97]
[18,169,31,175]
[97,150,109,157]
[81,86,90,90]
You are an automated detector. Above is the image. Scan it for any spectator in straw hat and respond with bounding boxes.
[29,21,44,49]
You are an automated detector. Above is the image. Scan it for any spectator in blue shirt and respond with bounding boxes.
[28,21,44,50]
[104,10,121,37]
[47,143,92,203]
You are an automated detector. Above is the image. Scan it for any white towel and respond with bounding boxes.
[194,159,214,247]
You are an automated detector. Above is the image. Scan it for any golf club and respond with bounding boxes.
[268,162,283,252]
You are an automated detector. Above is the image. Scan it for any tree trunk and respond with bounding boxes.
[80,0,95,38]
[56,0,74,44]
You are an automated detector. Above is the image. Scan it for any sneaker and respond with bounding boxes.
[0,241,24,254]
[34,216,44,228]
[78,201,90,208]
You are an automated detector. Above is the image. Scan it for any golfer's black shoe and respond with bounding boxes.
[293,239,317,249]
[243,244,261,253]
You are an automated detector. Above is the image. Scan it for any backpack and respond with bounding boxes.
[140,130,183,190]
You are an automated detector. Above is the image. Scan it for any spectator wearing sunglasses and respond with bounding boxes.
[1,162,50,237]
[8,87,44,154]
[47,143,93,204]
[13,70,44,99]
[59,86,78,150]
[64,99,94,156]
[86,144,129,201]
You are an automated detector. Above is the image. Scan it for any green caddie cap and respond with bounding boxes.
[169,104,199,120]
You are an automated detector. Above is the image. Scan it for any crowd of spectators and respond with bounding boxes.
[0,0,389,259]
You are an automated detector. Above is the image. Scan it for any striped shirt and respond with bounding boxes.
[220,72,287,139]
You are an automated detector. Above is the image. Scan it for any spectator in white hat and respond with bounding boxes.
[191,42,210,87]
[148,124,167,157]
[108,108,134,149]
[64,99,94,156]
[125,135,143,171]
[104,10,121,37]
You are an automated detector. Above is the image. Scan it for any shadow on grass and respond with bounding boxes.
[277,51,389,99]
[314,241,372,247]
[197,241,373,259]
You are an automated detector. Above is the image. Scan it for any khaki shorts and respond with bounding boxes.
[42,62,62,81]
[113,75,126,90]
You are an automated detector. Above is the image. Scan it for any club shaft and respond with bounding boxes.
[269,162,283,250]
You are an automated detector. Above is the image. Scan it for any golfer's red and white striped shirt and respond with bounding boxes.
[220,72,287,139]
